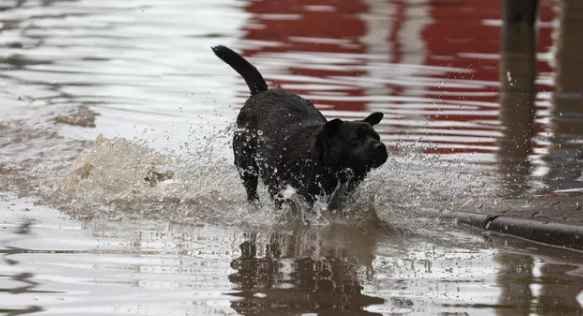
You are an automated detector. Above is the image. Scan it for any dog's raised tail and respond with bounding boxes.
[212,45,268,95]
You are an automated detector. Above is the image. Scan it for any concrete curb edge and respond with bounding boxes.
[435,211,583,251]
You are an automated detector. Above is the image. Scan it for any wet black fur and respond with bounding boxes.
[212,45,388,211]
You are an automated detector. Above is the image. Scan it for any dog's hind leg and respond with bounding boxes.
[233,131,260,203]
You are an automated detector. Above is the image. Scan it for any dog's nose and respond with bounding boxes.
[373,142,386,152]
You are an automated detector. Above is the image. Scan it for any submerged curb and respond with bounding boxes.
[438,211,583,251]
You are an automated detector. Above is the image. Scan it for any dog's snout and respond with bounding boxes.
[371,141,387,156]
[369,141,388,168]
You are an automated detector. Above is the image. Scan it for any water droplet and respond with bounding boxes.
[506,71,514,86]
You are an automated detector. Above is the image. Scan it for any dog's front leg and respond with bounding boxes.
[233,131,260,203]
[327,183,349,214]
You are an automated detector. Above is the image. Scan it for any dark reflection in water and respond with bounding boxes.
[491,233,583,316]
[536,263,583,315]
[496,0,537,197]
[229,226,388,315]
[495,253,534,316]
[543,0,583,192]
[0,221,44,315]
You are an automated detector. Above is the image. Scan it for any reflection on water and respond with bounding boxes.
[491,234,583,316]
[495,0,538,197]
[2,203,583,315]
[1,0,582,199]
[234,0,555,163]
[543,0,583,193]
[1,0,583,203]
[0,221,44,315]
[495,253,534,316]
[229,226,385,315]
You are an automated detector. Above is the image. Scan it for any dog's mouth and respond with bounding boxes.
[369,157,387,168]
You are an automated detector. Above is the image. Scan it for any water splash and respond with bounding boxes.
[506,71,514,86]
[44,126,497,232]
[0,110,498,231]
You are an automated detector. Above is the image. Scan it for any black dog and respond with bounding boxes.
[212,45,388,212]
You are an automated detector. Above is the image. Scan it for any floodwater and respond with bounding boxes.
[2,0,583,315]
[4,195,583,316]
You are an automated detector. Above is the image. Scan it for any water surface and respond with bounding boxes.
[2,196,583,315]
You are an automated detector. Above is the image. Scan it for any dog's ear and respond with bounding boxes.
[323,119,343,136]
[311,119,342,163]
[363,112,383,126]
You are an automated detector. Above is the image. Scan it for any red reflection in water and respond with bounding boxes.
[421,0,555,154]
[236,0,557,157]
[240,0,368,112]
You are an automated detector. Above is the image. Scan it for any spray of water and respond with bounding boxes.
[0,115,500,233]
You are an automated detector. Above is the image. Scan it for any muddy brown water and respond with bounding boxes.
[3,194,583,316]
[2,0,583,315]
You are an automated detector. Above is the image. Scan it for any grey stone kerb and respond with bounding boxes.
[440,210,583,251]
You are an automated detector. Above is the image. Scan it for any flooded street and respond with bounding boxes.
[2,0,583,315]
[0,196,583,315]
[3,193,583,315]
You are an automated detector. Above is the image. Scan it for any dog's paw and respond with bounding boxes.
[248,199,262,211]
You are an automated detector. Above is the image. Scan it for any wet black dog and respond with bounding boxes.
[212,45,388,212]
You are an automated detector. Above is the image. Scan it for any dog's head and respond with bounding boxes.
[311,112,388,172]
